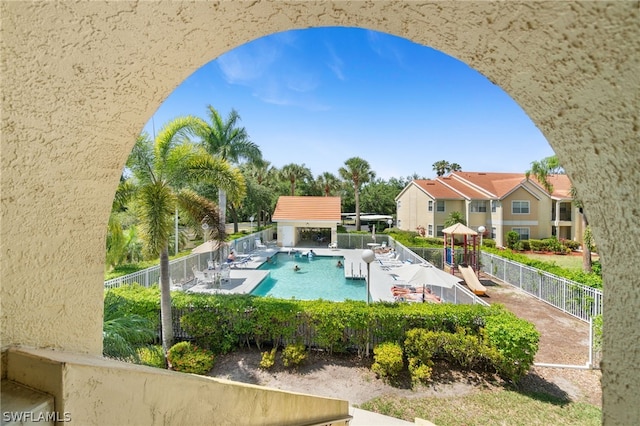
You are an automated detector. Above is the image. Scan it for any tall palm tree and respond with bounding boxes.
[432,160,450,177]
[280,163,312,196]
[128,118,241,360]
[194,106,262,229]
[432,160,462,177]
[316,172,341,196]
[339,157,375,231]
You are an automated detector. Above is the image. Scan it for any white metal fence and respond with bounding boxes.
[479,251,603,322]
[104,229,274,289]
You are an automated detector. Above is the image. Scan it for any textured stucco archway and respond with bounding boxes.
[2,2,638,424]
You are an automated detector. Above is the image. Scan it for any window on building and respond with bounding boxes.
[512,227,530,240]
[436,225,444,237]
[491,227,496,239]
[428,200,433,212]
[436,200,445,212]
[491,200,498,212]
[512,200,530,214]
[470,201,487,212]
[397,200,401,209]
[428,224,433,236]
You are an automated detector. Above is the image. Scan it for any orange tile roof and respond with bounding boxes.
[449,171,573,199]
[438,176,490,199]
[413,179,463,199]
[272,196,342,221]
[545,174,573,198]
[450,172,525,198]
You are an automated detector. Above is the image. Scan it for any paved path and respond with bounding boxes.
[472,272,591,366]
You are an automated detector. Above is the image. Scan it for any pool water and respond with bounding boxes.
[251,253,367,302]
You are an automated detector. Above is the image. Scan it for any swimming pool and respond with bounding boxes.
[250,253,367,302]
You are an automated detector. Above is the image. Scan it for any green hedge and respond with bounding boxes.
[483,247,602,289]
[107,286,539,380]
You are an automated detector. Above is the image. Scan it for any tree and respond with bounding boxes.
[194,106,262,231]
[339,157,375,231]
[444,211,466,227]
[128,119,241,360]
[571,185,593,272]
[525,155,563,193]
[316,172,342,197]
[106,176,138,269]
[432,160,462,177]
[360,178,404,216]
[242,160,278,228]
[280,163,312,196]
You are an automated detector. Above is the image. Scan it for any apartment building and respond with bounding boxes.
[395,172,582,247]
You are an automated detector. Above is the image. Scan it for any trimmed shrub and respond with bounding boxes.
[408,357,432,385]
[260,347,277,369]
[371,342,404,380]
[484,312,539,381]
[483,238,496,248]
[137,345,165,368]
[506,231,520,250]
[282,343,307,368]
[167,341,215,374]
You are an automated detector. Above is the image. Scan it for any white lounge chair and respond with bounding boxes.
[328,242,338,249]
[193,270,214,286]
[255,239,267,249]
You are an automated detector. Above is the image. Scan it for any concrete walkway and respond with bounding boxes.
[350,407,416,425]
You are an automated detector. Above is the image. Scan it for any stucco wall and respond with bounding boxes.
[2,1,639,424]
[6,347,347,426]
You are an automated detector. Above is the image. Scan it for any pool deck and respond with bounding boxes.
[185,246,410,302]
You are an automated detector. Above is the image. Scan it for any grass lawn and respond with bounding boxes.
[522,253,599,271]
[359,389,601,426]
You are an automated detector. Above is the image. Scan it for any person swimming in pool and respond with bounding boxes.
[336,260,343,268]
[294,265,300,272]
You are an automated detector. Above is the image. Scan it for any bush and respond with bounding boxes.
[167,341,215,374]
[282,343,307,368]
[529,239,545,252]
[408,357,432,385]
[137,345,165,368]
[260,347,277,369]
[371,342,404,380]
[484,312,539,381]
[483,238,496,248]
[506,231,520,250]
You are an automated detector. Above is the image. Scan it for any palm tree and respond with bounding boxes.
[316,172,342,197]
[280,163,312,196]
[106,176,137,269]
[128,118,241,359]
[525,155,563,193]
[444,211,466,227]
[432,160,450,177]
[194,106,262,229]
[433,160,462,177]
[339,157,375,231]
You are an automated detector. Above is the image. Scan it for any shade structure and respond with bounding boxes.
[191,240,227,254]
[393,263,462,289]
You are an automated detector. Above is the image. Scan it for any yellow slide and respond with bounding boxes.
[459,265,487,296]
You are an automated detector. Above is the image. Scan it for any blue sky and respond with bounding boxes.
[143,27,554,180]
